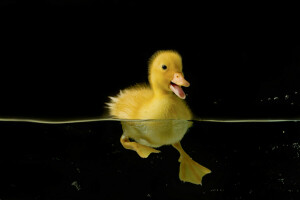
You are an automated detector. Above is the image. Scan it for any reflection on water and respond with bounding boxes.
[121,119,193,147]
[0,117,299,186]
[0,117,300,199]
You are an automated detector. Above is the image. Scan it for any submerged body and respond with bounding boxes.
[109,84,192,147]
[121,119,192,148]
[107,50,211,185]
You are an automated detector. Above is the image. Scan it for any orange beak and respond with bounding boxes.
[171,73,190,87]
[170,73,190,99]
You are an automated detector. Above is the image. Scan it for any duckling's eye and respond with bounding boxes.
[162,65,167,70]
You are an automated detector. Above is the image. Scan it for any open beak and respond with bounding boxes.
[170,73,190,99]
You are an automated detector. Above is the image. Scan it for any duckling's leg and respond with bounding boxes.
[172,142,211,185]
[120,135,160,158]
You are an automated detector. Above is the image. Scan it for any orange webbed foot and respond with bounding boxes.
[120,135,160,158]
[173,142,211,185]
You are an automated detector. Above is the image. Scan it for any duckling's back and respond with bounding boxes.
[107,84,153,119]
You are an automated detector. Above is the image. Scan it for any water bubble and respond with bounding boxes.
[268,97,271,101]
[71,181,81,191]
[272,146,277,150]
[52,157,61,161]
[295,91,298,94]
[292,143,300,158]
[285,95,289,100]
[278,178,285,184]
[292,143,300,150]
[273,97,279,100]
[210,189,224,192]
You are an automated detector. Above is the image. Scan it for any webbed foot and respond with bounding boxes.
[173,142,211,185]
[120,135,160,158]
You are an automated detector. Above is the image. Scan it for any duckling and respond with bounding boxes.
[106,50,211,185]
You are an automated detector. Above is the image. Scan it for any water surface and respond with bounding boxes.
[0,117,299,199]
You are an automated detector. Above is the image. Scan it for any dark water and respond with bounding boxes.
[0,118,300,200]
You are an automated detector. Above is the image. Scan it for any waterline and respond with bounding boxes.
[0,117,300,124]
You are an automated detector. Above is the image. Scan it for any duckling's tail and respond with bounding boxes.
[173,142,211,185]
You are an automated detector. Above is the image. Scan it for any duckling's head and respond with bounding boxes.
[148,50,190,99]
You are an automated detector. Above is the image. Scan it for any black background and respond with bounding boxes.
[0,1,300,200]
[0,0,299,119]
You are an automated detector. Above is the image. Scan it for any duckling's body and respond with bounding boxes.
[109,83,192,145]
[107,50,210,185]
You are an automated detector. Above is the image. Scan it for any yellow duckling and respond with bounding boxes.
[106,50,211,185]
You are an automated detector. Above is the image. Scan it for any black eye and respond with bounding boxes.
[162,65,167,70]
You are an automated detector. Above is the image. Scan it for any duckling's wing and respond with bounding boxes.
[107,84,153,119]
